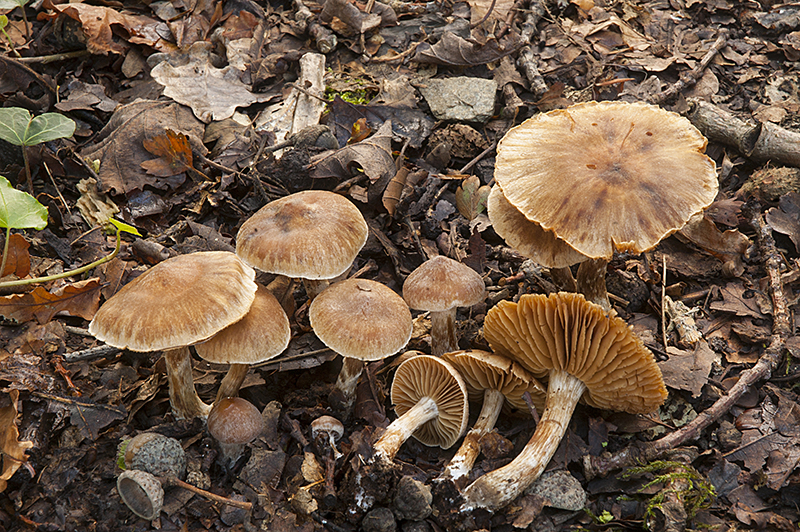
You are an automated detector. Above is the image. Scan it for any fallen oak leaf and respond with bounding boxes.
[412,31,523,66]
[0,278,102,325]
[0,390,34,493]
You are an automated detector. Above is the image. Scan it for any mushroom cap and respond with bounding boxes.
[207,397,265,445]
[483,292,667,414]
[309,278,412,361]
[194,284,290,365]
[442,349,547,414]
[311,415,344,441]
[391,353,469,449]
[487,185,588,268]
[494,101,719,259]
[236,190,368,280]
[403,255,486,312]
[89,251,257,352]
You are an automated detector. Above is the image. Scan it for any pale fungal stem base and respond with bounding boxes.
[334,357,365,407]
[577,259,610,312]
[462,370,586,512]
[303,278,331,301]
[373,396,439,462]
[430,307,458,356]
[164,347,212,419]
[440,388,505,483]
[216,363,249,403]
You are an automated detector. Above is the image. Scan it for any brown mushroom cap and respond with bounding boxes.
[89,251,257,352]
[391,354,469,448]
[194,285,290,365]
[442,349,546,414]
[487,185,587,268]
[236,190,368,280]
[309,278,412,361]
[483,292,667,414]
[207,397,265,445]
[403,256,485,312]
[494,101,718,259]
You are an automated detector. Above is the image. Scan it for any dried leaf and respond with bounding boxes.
[658,341,717,398]
[141,129,194,177]
[0,279,102,325]
[710,284,768,319]
[765,192,800,254]
[412,31,522,66]
[455,175,491,221]
[0,234,30,278]
[349,118,371,144]
[678,213,750,261]
[75,178,119,228]
[0,390,34,493]
[383,166,409,216]
[309,120,395,183]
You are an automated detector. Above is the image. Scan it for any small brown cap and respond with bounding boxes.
[391,354,469,448]
[89,251,257,352]
[494,101,718,259]
[195,284,290,365]
[207,397,265,445]
[483,292,667,414]
[403,256,485,312]
[236,190,368,280]
[309,278,412,361]
[442,349,546,414]
[310,415,344,441]
[487,185,587,268]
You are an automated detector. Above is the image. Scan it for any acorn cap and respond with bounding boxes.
[236,190,368,280]
[207,397,265,445]
[195,284,290,365]
[391,354,469,448]
[494,101,719,259]
[442,349,547,414]
[117,470,164,521]
[89,251,257,352]
[483,292,667,414]
[403,255,485,312]
[309,278,412,361]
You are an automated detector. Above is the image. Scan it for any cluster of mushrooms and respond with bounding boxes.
[93,101,721,519]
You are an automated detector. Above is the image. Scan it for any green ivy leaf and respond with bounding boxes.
[108,218,142,237]
[0,175,48,230]
[0,0,31,10]
[0,107,76,147]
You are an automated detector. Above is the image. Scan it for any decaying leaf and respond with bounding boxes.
[765,191,800,254]
[309,120,395,183]
[455,175,490,221]
[658,341,717,398]
[141,129,194,177]
[678,213,751,261]
[75,178,119,228]
[0,278,102,325]
[710,283,769,319]
[383,166,409,216]
[0,390,34,493]
[0,234,31,278]
[412,31,523,66]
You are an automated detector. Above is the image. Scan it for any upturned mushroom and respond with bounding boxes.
[461,292,667,511]
[309,278,412,409]
[439,350,546,485]
[373,353,469,463]
[403,255,486,356]
[492,101,718,310]
[89,251,257,419]
[236,190,368,300]
[207,397,265,468]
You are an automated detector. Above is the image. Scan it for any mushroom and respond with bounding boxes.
[439,350,546,485]
[373,353,469,463]
[309,278,412,409]
[311,415,345,461]
[236,190,368,300]
[207,397,265,468]
[492,101,718,310]
[89,251,257,419]
[194,284,291,402]
[403,255,486,356]
[461,292,667,511]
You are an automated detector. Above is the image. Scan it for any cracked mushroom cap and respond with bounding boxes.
[89,251,257,352]
[494,101,718,259]
[483,292,667,414]
[309,278,412,361]
[391,354,469,448]
[442,349,547,414]
[195,284,290,365]
[236,190,368,280]
[403,255,486,312]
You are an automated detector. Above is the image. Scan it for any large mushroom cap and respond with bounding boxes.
[309,278,412,361]
[89,251,257,352]
[483,292,667,414]
[442,349,547,414]
[403,255,486,312]
[236,190,368,280]
[391,354,469,448]
[194,284,290,365]
[495,101,718,259]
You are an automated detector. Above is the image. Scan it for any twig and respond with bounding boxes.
[459,140,497,174]
[584,202,791,478]
[14,50,91,64]
[163,476,253,510]
[64,345,120,362]
[649,31,728,105]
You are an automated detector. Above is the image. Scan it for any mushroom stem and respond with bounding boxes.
[430,308,458,356]
[163,347,212,419]
[550,266,577,293]
[576,259,610,311]
[216,363,249,402]
[334,357,365,407]
[440,387,505,483]
[373,396,439,462]
[462,370,586,512]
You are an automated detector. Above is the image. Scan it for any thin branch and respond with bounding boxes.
[649,31,728,105]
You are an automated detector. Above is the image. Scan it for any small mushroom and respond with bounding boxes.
[236,190,368,300]
[207,397,265,468]
[403,255,485,356]
[90,251,257,419]
[373,353,469,463]
[309,278,412,410]
[117,469,164,521]
[461,292,667,511]
[311,415,344,460]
